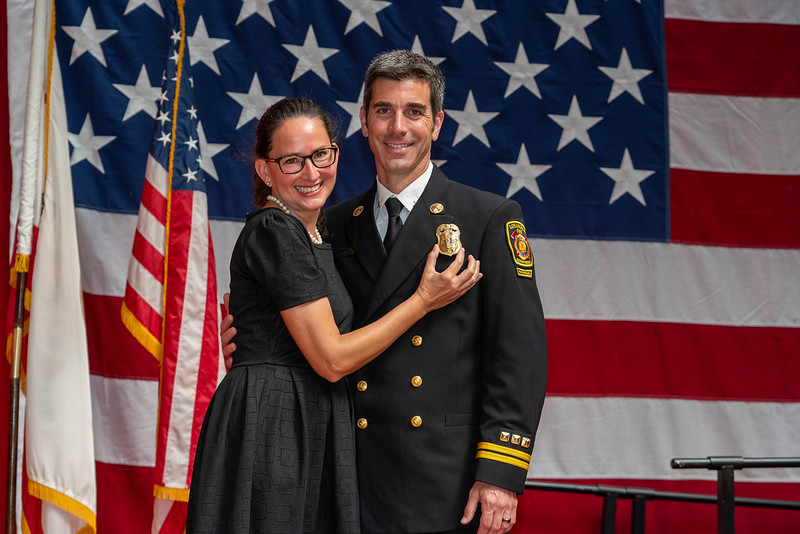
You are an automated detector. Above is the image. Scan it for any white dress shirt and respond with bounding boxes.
[373,162,433,240]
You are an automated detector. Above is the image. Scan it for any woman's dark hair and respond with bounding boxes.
[252,98,338,236]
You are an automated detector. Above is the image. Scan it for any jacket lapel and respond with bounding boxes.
[343,186,385,282]
[365,167,454,320]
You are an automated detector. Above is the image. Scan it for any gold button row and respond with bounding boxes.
[355,376,423,392]
[356,416,423,430]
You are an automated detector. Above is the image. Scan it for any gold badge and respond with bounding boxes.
[435,223,461,256]
[353,205,364,217]
[429,203,444,214]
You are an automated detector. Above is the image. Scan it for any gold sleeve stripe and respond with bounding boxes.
[478,441,532,462]
[476,451,530,471]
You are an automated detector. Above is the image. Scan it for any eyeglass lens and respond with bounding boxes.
[278,147,336,173]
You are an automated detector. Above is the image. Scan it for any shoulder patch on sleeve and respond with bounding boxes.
[505,221,533,278]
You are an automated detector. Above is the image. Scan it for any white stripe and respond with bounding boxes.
[75,207,800,328]
[163,194,211,487]
[152,499,175,533]
[669,93,800,175]
[75,208,136,297]
[76,209,242,301]
[126,258,164,314]
[531,238,800,327]
[91,376,800,484]
[665,0,800,25]
[90,375,157,467]
[532,396,800,482]
[145,152,169,196]
[136,203,166,256]
[209,217,242,301]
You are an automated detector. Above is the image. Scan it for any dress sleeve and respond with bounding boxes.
[240,210,329,311]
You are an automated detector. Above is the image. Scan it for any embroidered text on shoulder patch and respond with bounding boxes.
[505,221,533,278]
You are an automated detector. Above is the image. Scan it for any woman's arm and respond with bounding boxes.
[282,245,481,382]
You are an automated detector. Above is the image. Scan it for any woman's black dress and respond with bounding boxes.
[187,208,358,533]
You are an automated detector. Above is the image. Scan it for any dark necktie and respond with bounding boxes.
[383,197,403,253]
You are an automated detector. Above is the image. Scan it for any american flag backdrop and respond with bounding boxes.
[119,0,225,531]
[4,0,800,532]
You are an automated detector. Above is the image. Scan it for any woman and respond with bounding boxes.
[186,98,481,533]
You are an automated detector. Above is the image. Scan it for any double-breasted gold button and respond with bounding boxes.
[410,416,422,427]
[357,418,368,429]
[411,375,423,388]
[356,380,368,392]
[411,335,422,346]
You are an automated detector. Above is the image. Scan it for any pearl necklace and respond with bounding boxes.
[267,195,323,245]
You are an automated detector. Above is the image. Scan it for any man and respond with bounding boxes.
[224,50,547,533]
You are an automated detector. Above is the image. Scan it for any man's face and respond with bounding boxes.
[360,78,444,191]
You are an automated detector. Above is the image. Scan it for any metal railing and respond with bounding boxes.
[671,456,800,534]
[525,456,800,534]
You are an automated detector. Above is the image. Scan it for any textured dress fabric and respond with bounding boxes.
[187,208,358,534]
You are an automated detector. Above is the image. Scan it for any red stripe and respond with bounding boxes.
[666,19,800,97]
[85,293,159,379]
[158,501,188,533]
[141,178,167,225]
[96,461,154,534]
[122,283,163,343]
[546,319,800,400]
[21,451,43,534]
[518,479,800,534]
[162,192,195,336]
[163,194,194,328]
[670,168,800,249]
[156,190,194,482]
[132,231,165,283]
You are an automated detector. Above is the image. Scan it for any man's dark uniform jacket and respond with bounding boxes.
[326,166,548,533]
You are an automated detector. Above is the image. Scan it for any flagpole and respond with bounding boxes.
[6,0,54,528]
[6,265,27,534]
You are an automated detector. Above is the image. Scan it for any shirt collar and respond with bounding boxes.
[375,161,433,213]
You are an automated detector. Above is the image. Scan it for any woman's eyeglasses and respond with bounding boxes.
[264,146,338,174]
